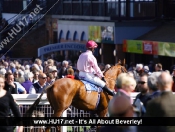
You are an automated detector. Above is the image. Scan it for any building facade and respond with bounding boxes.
[1,0,175,67]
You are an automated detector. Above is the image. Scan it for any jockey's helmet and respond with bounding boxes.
[86,40,98,49]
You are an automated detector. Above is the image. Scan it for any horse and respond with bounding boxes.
[45,62,127,132]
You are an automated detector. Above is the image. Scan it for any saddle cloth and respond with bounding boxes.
[81,80,102,109]
[80,80,102,92]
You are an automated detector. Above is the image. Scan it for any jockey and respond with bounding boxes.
[77,40,115,96]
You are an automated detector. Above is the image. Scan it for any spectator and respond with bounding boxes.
[9,62,16,73]
[4,72,26,94]
[58,60,69,78]
[127,71,134,78]
[0,68,6,77]
[116,73,137,103]
[47,59,54,66]
[136,64,144,76]
[31,64,40,72]
[155,63,163,72]
[148,61,154,72]
[65,66,75,79]
[15,70,25,84]
[100,95,138,132]
[143,65,151,75]
[15,64,21,71]
[22,72,34,94]
[29,73,47,94]
[49,66,58,80]
[144,72,175,132]
[0,75,23,132]
[45,65,52,74]
[132,64,143,82]
[147,72,161,101]
[28,59,33,67]
[4,72,18,94]
[24,65,30,74]
[135,73,150,108]
[3,61,9,71]
[34,58,43,72]
[98,63,105,71]
[32,70,39,83]
[46,73,55,85]
[128,62,136,72]
[102,64,111,73]
[13,71,19,82]
[20,65,25,71]
[14,81,27,94]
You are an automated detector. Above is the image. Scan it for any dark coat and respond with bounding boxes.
[146,91,161,102]
[58,67,67,78]
[143,91,175,132]
[135,93,150,108]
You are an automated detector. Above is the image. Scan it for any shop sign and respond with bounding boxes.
[158,42,175,57]
[101,26,114,44]
[88,26,101,43]
[143,41,158,55]
[127,40,143,54]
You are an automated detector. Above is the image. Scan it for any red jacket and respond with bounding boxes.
[65,75,75,79]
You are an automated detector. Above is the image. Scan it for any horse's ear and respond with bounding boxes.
[118,59,121,65]
[123,59,126,66]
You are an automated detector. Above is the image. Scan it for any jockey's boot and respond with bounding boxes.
[102,85,115,96]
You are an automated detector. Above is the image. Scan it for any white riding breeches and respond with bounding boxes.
[79,71,106,88]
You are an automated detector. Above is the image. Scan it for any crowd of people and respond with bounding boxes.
[98,61,175,132]
[0,40,175,132]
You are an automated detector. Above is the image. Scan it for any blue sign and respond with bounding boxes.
[38,42,86,57]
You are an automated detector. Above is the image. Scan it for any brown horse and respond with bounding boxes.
[45,63,127,132]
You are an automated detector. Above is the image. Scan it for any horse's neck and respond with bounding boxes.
[104,76,116,90]
[104,66,119,90]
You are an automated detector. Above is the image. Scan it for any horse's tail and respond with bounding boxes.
[45,84,54,91]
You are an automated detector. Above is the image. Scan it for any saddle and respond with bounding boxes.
[80,80,103,93]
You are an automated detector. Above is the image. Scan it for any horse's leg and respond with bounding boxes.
[96,109,108,132]
[45,109,64,132]
[53,109,65,132]
[45,126,51,132]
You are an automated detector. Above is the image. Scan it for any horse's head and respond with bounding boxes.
[103,61,127,90]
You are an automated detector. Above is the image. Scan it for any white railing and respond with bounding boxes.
[12,93,139,105]
[12,93,140,132]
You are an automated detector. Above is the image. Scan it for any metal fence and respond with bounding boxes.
[12,93,139,132]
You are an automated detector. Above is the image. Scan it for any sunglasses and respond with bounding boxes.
[138,81,147,84]
[41,77,47,79]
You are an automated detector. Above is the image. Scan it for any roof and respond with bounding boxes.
[137,22,175,43]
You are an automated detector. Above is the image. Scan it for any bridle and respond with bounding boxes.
[121,66,127,73]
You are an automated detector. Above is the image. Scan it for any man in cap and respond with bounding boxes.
[49,66,58,80]
[77,40,115,96]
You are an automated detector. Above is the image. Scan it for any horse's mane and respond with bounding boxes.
[103,59,126,76]
[103,63,121,76]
